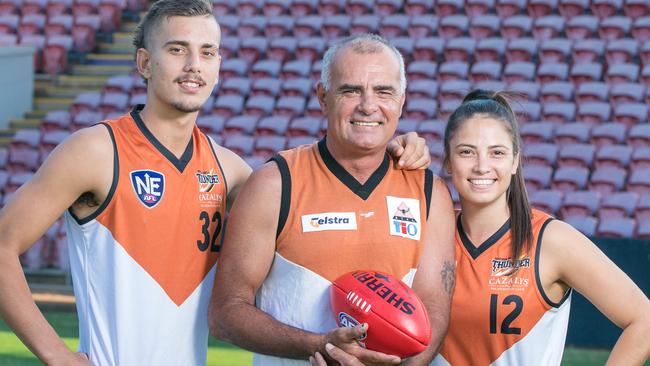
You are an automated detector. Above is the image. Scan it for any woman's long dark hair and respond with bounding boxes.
[444,89,533,261]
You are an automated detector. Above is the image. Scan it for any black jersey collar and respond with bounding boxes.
[318,137,389,200]
[458,214,511,260]
[130,104,193,173]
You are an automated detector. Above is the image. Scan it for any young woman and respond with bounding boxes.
[431,90,650,366]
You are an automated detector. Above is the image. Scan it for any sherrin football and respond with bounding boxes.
[330,270,431,358]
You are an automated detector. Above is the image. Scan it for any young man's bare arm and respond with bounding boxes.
[0,125,113,365]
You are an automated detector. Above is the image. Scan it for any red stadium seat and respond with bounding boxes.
[322,15,350,40]
[632,16,650,41]
[529,189,563,214]
[291,0,317,17]
[540,81,574,103]
[435,0,463,16]
[591,123,628,147]
[466,0,494,19]
[438,61,469,82]
[523,165,553,191]
[404,99,437,121]
[413,37,444,62]
[288,116,321,137]
[407,79,438,100]
[263,0,290,16]
[224,134,255,156]
[589,166,627,194]
[596,217,636,238]
[475,38,507,62]
[253,135,286,159]
[591,0,623,20]
[408,15,437,39]
[275,96,306,118]
[243,96,275,117]
[496,0,526,18]
[533,15,564,40]
[524,142,558,167]
[417,120,446,142]
[552,166,590,193]
[598,16,631,41]
[628,125,650,147]
[521,121,555,143]
[560,190,601,219]
[439,15,469,40]
[598,192,638,219]
[635,194,650,221]
[572,38,605,64]
[539,38,572,63]
[224,115,259,136]
[250,77,281,97]
[196,115,225,135]
[566,15,599,41]
[554,122,592,145]
[564,216,598,236]
[238,16,266,38]
[470,15,500,40]
[501,15,533,40]
[627,168,650,195]
[509,81,540,100]
[212,95,245,119]
[379,14,410,38]
[558,143,595,168]
[576,82,608,103]
[631,147,650,171]
[595,144,632,169]
[222,77,252,97]
[443,37,475,62]
[542,101,576,123]
[405,0,433,15]
[256,116,291,136]
[576,102,611,125]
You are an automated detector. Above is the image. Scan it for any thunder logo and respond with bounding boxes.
[196,170,220,193]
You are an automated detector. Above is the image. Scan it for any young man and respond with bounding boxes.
[0,1,430,365]
[209,34,456,366]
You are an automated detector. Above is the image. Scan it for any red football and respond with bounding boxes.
[330,270,431,358]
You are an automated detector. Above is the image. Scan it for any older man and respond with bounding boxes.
[209,34,456,366]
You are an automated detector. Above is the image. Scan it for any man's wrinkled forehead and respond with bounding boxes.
[330,46,401,85]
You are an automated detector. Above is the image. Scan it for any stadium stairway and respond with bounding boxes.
[3,13,139,147]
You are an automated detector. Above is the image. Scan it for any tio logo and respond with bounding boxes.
[393,221,418,236]
[130,170,165,208]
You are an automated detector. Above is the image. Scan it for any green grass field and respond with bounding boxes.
[0,311,645,365]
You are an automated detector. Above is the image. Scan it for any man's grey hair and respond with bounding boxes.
[320,34,407,95]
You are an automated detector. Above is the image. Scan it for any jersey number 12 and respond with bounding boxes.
[489,294,523,335]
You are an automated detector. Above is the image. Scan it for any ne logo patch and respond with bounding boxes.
[130,170,165,208]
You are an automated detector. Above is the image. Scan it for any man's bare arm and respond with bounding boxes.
[0,125,113,365]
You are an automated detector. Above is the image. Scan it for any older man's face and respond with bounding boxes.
[318,46,405,156]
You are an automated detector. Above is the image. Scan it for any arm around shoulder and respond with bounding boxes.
[405,176,456,365]
[542,220,650,365]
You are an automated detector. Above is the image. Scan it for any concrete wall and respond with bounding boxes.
[0,46,35,129]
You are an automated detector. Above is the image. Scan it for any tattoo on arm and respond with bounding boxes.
[440,261,456,297]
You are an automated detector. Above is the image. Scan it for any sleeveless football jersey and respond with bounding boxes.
[431,209,571,366]
[64,105,227,366]
[253,138,433,365]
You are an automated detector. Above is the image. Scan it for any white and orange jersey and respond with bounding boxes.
[254,139,432,366]
[65,105,227,366]
[431,209,571,366]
